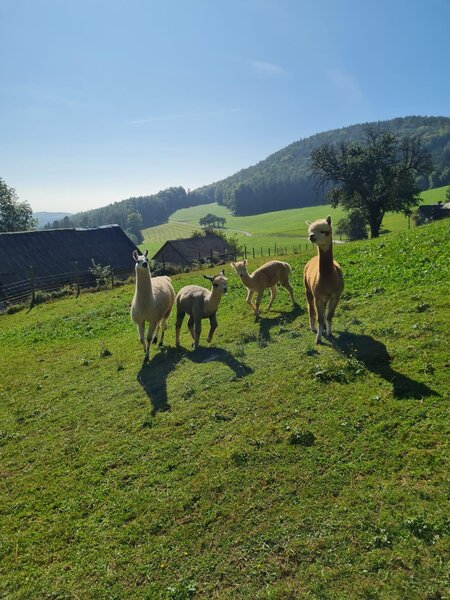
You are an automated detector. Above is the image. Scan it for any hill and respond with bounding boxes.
[141,185,447,256]
[34,212,72,228]
[196,115,450,215]
[1,219,449,598]
[50,116,450,230]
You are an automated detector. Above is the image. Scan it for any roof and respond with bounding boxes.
[153,234,234,265]
[0,225,139,286]
[418,204,450,219]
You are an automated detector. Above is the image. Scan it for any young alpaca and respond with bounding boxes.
[130,250,175,360]
[175,271,227,350]
[303,216,344,344]
[231,259,295,316]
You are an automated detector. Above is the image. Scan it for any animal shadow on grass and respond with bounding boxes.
[137,348,178,415]
[137,347,253,416]
[258,304,304,343]
[334,332,439,399]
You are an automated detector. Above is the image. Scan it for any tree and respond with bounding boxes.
[335,209,368,241]
[0,177,37,232]
[310,127,433,237]
[446,185,450,202]
[125,211,144,244]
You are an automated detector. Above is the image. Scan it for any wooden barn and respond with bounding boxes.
[152,234,235,268]
[0,225,138,305]
[418,202,450,223]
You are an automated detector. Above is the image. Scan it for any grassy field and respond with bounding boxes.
[1,218,449,598]
[141,186,448,256]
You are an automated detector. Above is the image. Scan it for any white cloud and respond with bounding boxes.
[246,59,289,76]
[328,69,364,105]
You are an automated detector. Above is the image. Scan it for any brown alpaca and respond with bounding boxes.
[303,216,344,344]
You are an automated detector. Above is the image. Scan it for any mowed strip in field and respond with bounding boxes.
[141,186,447,256]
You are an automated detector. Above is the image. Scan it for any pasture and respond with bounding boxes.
[1,219,449,599]
[141,186,447,256]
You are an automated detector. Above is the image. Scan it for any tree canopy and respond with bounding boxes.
[0,177,36,233]
[310,127,433,238]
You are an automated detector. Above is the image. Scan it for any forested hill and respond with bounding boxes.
[49,116,450,230]
[195,115,450,215]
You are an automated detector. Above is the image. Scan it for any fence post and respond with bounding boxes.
[274,242,277,254]
[74,260,80,297]
[28,266,35,307]
[260,247,263,257]
[252,247,255,259]
[268,247,271,257]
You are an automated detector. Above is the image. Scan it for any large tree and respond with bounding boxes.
[0,177,37,232]
[310,127,433,237]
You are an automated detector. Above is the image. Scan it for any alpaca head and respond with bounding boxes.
[306,216,332,249]
[204,270,227,294]
[132,249,150,271]
[231,259,248,281]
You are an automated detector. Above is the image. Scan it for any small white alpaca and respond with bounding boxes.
[231,259,295,315]
[303,216,344,344]
[175,271,227,350]
[130,250,175,360]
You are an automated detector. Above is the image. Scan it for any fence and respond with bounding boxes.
[0,263,134,309]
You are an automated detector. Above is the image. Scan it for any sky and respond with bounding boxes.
[1,0,449,213]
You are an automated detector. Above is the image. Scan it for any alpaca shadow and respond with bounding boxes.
[258,304,304,342]
[137,348,179,416]
[333,332,439,399]
[183,346,253,379]
[137,346,253,416]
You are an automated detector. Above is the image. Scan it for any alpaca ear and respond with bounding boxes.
[132,250,138,260]
[220,270,225,276]
[204,275,213,282]
[144,249,149,257]
[244,259,247,266]
[326,216,332,226]
[230,262,235,268]
[305,220,311,226]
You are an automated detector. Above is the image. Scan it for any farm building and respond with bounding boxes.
[0,225,138,305]
[418,201,450,223]
[152,234,235,268]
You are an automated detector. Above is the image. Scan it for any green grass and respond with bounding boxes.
[1,219,449,598]
[141,186,448,256]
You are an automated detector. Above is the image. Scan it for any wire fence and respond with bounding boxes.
[1,241,320,310]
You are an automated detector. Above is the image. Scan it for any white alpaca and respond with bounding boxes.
[130,250,175,360]
[231,259,295,315]
[175,271,227,349]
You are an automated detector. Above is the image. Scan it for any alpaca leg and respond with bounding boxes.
[152,322,160,344]
[187,316,195,341]
[246,290,256,311]
[315,298,326,344]
[175,312,185,348]
[267,286,277,311]
[207,314,217,343]
[193,319,202,350]
[305,288,316,333]
[325,296,339,338]
[146,322,158,358]
[255,291,264,315]
[137,323,146,353]
[159,318,167,346]
[282,280,295,305]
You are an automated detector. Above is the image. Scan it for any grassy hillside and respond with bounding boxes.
[142,186,448,256]
[1,219,449,599]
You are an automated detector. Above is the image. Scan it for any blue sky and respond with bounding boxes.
[1,0,449,213]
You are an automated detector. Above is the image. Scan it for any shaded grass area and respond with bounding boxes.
[1,219,449,599]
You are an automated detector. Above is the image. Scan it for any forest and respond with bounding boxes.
[48,116,450,228]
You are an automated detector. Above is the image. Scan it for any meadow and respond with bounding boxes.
[141,186,448,256]
[1,218,449,599]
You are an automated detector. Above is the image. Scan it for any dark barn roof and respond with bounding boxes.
[0,225,138,294]
[418,203,450,220]
[153,234,234,266]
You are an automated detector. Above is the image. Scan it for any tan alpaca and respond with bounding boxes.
[231,259,295,315]
[303,216,344,344]
[175,271,227,349]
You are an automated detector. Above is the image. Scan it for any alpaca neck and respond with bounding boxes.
[205,286,223,312]
[240,271,254,288]
[135,268,153,300]
[318,241,334,274]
